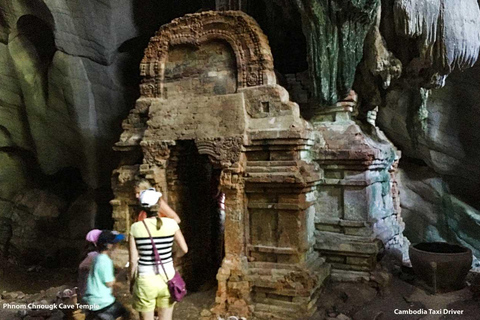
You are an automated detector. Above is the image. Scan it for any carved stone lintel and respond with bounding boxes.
[140,140,176,165]
[196,136,244,168]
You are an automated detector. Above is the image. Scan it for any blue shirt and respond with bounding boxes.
[83,253,115,310]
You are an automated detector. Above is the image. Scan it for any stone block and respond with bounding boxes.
[278,193,302,204]
[344,170,365,181]
[324,170,343,179]
[343,226,373,237]
[249,193,278,203]
[247,151,270,161]
[315,186,343,220]
[250,251,277,263]
[330,269,371,282]
[346,256,375,268]
[315,231,379,255]
[329,262,371,272]
[366,182,386,220]
[270,150,297,161]
[250,209,278,247]
[343,187,367,221]
[276,253,302,264]
[277,210,301,249]
[325,255,346,264]
[316,224,342,233]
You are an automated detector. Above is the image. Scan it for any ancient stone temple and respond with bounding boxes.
[111,10,408,319]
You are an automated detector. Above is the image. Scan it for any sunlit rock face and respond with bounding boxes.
[355,0,480,266]
[378,64,480,267]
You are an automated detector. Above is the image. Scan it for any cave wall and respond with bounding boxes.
[0,0,210,265]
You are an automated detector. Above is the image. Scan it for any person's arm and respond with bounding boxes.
[173,229,188,258]
[97,255,116,288]
[159,198,181,224]
[129,235,138,280]
[128,235,138,293]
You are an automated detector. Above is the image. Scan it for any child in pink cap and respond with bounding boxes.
[85,229,102,244]
[77,229,101,300]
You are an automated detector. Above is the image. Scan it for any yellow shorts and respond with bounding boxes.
[133,274,174,312]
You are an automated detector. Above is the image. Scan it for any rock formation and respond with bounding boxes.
[293,0,380,106]
[0,0,210,264]
[355,0,480,267]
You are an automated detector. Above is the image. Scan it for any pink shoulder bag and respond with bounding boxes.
[142,220,187,302]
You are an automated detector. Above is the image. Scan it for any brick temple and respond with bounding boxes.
[111,11,408,320]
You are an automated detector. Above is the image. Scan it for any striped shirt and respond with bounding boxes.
[130,217,179,277]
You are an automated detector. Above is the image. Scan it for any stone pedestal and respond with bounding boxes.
[243,131,329,319]
[312,109,409,280]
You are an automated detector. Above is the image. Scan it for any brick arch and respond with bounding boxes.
[138,10,276,98]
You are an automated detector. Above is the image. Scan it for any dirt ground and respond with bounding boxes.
[312,265,480,320]
[1,262,479,320]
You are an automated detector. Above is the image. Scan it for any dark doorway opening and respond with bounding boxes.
[167,140,224,291]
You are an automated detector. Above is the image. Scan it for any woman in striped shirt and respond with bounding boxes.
[129,189,188,320]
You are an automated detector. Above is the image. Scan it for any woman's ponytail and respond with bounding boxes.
[156,216,163,230]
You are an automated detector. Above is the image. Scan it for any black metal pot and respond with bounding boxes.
[409,242,472,292]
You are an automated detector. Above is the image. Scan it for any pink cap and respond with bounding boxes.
[86,229,102,243]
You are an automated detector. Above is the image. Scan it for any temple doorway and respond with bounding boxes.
[166,140,224,291]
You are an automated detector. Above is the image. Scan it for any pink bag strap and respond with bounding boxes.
[141,220,169,279]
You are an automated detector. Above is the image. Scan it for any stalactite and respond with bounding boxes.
[393,0,480,87]
[353,4,402,115]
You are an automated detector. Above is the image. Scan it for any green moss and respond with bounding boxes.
[294,0,380,107]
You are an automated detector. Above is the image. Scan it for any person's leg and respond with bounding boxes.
[85,311,96,320]
[155,285,174,320]
[157,307,174,320]
[98,301,128,320]
[134,275,157,320]
[139,311,155,320]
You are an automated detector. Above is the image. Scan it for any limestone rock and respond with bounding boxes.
[378,65,480,187]
[293,0,380,106]
[2,291,22,300]
[0,0,164,260]
[398,163,480,265]
[13,189,66,219]
[392,0,480,87]
[61,191,96,240]
[374,56,480,265]
[47,310,65,320]
[354,5,402,112]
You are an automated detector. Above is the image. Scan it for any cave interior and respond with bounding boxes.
[1,0,480,319]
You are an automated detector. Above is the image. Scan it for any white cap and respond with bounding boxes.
[139,188,162,207]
